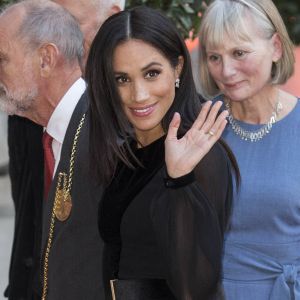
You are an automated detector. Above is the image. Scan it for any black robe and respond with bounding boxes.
[5,116,43,300]
[41,92,104,300]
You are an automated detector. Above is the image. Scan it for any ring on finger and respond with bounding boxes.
[208,130,215,136]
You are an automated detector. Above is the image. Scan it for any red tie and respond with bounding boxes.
[43,131,55,198]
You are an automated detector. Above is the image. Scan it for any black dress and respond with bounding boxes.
[99,136,233,300]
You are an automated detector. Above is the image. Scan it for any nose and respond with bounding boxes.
[132,81,149,103]
[222,57,237,78]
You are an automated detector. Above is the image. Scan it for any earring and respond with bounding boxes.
[175,78,180,88]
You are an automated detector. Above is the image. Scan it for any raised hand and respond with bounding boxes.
[165,101,228,178]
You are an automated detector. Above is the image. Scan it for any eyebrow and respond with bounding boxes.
[141,62,163,71]
[114,62,163,75]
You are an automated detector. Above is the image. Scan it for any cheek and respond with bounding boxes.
[243,61,260,76]
[242,54,272,78]
[207,64,221,81]
[156,71,177,95]
[117,86,131,107]
[154,80,175,100]
[155,82,176,111]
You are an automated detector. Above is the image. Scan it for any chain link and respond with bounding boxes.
[225,101,282,142]
[66,114,86,195]
[42,172,65,300]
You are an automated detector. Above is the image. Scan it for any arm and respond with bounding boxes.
[151,101,232,299]
[151,158,231,299]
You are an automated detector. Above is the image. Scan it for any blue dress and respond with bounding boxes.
[222,99,300,300]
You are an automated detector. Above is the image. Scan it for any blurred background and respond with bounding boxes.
[0,0,299,299]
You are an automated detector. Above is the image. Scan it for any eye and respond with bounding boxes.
[207,54,221,63]
[115,74,129,84]
[233,49,246,58]
[145,69,161,79]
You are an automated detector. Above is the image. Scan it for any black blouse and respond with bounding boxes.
[99,136,233,300]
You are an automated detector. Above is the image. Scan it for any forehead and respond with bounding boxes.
[207,18,252,50]
[203,5,271,51]
[205,24,272,55]
[0,10,23,54]
[113,39,170,70]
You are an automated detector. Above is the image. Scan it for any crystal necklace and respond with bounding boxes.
[225,100,283,142]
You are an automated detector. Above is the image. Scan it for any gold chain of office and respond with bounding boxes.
[41,113,86,300]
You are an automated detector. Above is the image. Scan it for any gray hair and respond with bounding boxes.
[16,0,84,64]
[199,0,295,98]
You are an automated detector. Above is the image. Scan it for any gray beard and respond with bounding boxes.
[0,84,37,116]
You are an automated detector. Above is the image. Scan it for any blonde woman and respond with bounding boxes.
[199,0,298,299]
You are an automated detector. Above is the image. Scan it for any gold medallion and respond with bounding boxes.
[55,192,72,222]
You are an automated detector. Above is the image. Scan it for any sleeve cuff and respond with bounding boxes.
[164,171,196,189]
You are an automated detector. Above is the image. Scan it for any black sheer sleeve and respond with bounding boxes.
[194,142,234,233]
[150,142,233,300]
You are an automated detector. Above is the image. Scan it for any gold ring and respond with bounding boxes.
[208,130,215,136]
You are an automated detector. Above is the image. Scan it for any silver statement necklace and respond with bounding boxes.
[225,100,283,142]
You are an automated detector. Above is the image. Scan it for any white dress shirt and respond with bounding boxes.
[45,78,86,175]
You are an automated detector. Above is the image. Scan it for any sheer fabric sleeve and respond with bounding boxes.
[151,143,233,300]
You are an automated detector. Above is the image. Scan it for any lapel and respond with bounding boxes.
[42,91,89,249]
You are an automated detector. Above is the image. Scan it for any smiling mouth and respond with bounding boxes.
[130,104,156,117]
[224,81,244,88]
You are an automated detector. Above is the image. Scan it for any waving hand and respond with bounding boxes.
[165,101,228,178]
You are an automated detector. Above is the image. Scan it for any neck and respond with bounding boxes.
[227,86,279,124]
[136,126,165,148]
[21,66,82,127]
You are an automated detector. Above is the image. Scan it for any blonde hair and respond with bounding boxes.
[198,0,295,98]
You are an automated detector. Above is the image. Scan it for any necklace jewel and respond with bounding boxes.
[225,100,282,142]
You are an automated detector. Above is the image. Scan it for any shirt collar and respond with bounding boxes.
[46,77,86,144]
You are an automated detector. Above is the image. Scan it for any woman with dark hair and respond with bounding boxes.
[86,6,235,300]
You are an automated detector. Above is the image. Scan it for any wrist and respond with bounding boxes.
[167,167,194,179]
[164,170,195,189]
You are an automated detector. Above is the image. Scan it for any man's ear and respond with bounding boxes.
[108,4,121,17]
[38,43,60,77]
[175,56,184,78]
[271,33,283,63]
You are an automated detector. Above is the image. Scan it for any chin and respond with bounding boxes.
[0,100,17,115]
[224,91,249,102]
